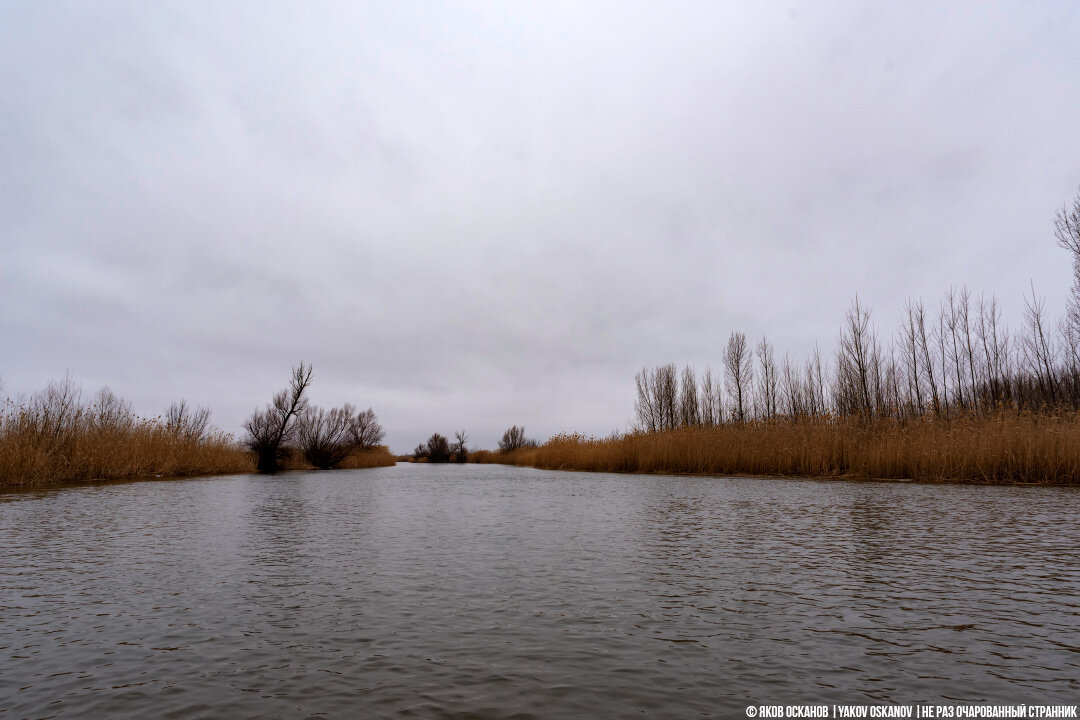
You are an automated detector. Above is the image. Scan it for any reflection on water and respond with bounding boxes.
[1,465,1079,718]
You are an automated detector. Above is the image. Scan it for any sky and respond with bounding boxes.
[2,1,1079,452]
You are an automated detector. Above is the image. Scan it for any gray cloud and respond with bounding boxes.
[2,1,1079,450]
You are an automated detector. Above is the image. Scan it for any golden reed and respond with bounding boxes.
[484,413,1080,484]
[0,420,255,490]
[0,380,396,489]
[314,446,396,470]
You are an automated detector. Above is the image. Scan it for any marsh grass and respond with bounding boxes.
[0,411,253,490]
[484,413,1080,484]
[315,446,396,469]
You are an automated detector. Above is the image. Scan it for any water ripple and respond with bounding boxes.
[1,466,1079,718]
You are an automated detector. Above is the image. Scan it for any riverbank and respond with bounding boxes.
[0,446,399,491]
[0,424,397,491]
[477,413,1080,485]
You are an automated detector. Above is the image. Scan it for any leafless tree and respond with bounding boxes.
[165,399,211,441]
[28,375,83,444]
[933,306,951,416]
[976,294,1009,408]
[1021,285,1058,407]
[803,346,827,419]
[957,286,981,410]
[699,366,722,426]
[425,433,452,463]
[1056,188,1080,407]
[780,354,804,418]
[678,366,700,426]
[655,364,678,430]
[899,301,926,416]
[942,289,970,410]
[91,387,133,432]
[244,363,313,473]
[723,332,753,422]
[498,425,532,452]
[755,336,779,420]
[297,403,356,469]
[916,300,942,415]
[634,364,678,431]
[835,297,879,419]
[350,407,385,450]
[1056,187,1080,334]
[453,430,469,463]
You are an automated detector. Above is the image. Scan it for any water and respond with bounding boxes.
[2,464,1079,718]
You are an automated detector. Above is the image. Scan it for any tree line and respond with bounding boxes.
[410,424,536,462]
[635,189,1080,429]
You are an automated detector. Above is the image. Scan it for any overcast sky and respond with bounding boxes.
[2,1,1079,452]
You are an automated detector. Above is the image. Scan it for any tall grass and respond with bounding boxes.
[488,413,1080,484]
[0,379,253,490]
[311,446,396,469]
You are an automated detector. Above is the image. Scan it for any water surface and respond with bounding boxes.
[2,464,1079,718]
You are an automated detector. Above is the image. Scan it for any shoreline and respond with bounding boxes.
[0,462,402,496]
[476,461,1080,487]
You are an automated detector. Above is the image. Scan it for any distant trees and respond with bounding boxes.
[629,187,1080,428]
[297,404,356,470]
[244,363,313,473]
[755,337,778,420]
[498,425,535,453]
[723,332,753,423]
[244,364,386,472]
[634,364,678,432]
[453,431,469,463]
[424,433,452,463]
[166,399,211,441]
[351,408,386,450]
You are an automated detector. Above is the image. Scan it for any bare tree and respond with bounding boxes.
[943,289,968,410]
[803,346,827,419]
[453,430,469,463]
[634,367,659,432]
[755,336,779,420]
[28,374,83,444]
[297,403,356,469]
[165,399,211,441]
[244,363,313,473]
[1056,187,1080,333]
[498,425,532,453]
[1056,188,1080,408]
[699,366,722,426]
[958,286,981,411]
[634,365,678,431]
[723,332,753,422]
[1021,285,1058,407]
[780,354,804,418]
[91,387,133,432]
[899,301,925,416]
[678,365,700,426]
[425,433,452,463]
[655,364,678,430]
[835,297,878,419]
[350,407,385,450]
[976,294,1008,408]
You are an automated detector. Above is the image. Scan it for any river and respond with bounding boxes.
[2,464,1078,718]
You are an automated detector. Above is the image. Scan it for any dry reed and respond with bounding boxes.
[321,446,397,469]
[485,413,1080,485]
[0,419,254,490]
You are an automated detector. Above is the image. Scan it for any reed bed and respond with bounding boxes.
[318,446,397,469]
[0,419,254,490]
[486,413,1080,485]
